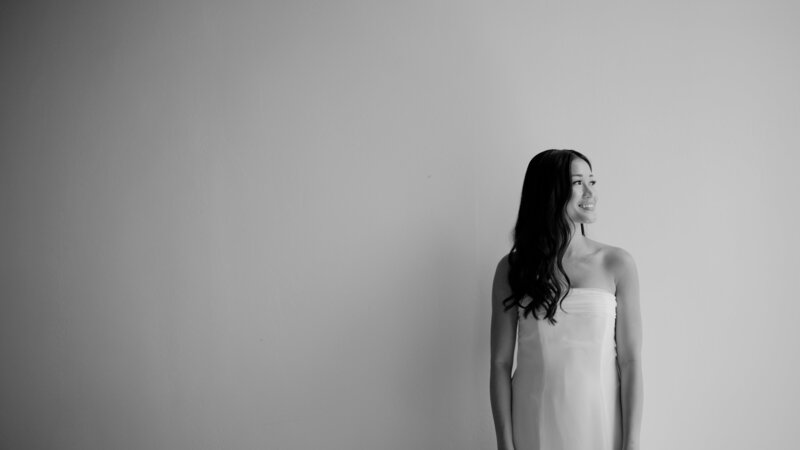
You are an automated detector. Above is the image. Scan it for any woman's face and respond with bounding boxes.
[565,158,597,225]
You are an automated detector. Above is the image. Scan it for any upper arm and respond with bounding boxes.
[490,254,518,367]
[610,247,642,366]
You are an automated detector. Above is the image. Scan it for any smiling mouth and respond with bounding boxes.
[578,203,595,211]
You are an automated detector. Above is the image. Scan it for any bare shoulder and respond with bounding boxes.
[497,252,511,269]
[492,253,512,295]
[599,245,639,297]
[603,245,636,271]
[583,240,630,266]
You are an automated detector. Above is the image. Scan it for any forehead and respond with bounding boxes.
[570,158,593,176]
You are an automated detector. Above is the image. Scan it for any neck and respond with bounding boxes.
[565,223,590,258]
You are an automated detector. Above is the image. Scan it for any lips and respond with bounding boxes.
[578,203,595,210]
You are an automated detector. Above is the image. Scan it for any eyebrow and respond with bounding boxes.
[571,174,594,177]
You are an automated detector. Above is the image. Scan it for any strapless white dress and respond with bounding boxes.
[512,288,622,450]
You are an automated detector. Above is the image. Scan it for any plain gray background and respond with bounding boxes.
[2,1,798,449]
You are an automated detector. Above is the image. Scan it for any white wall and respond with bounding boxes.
[1,1,798,449]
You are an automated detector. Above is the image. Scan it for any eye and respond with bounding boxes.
[590,180,597,186]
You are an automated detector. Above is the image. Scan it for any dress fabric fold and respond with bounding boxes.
[512,288,622,450]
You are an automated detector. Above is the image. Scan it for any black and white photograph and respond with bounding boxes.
[1,1,797,449]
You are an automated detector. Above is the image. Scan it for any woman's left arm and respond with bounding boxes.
[611,248,643,450]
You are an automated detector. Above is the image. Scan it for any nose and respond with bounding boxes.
[582,183,594,198]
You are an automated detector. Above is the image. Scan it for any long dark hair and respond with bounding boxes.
[502,149,593,324]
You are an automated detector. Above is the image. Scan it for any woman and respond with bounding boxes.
[490,149,643,450]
